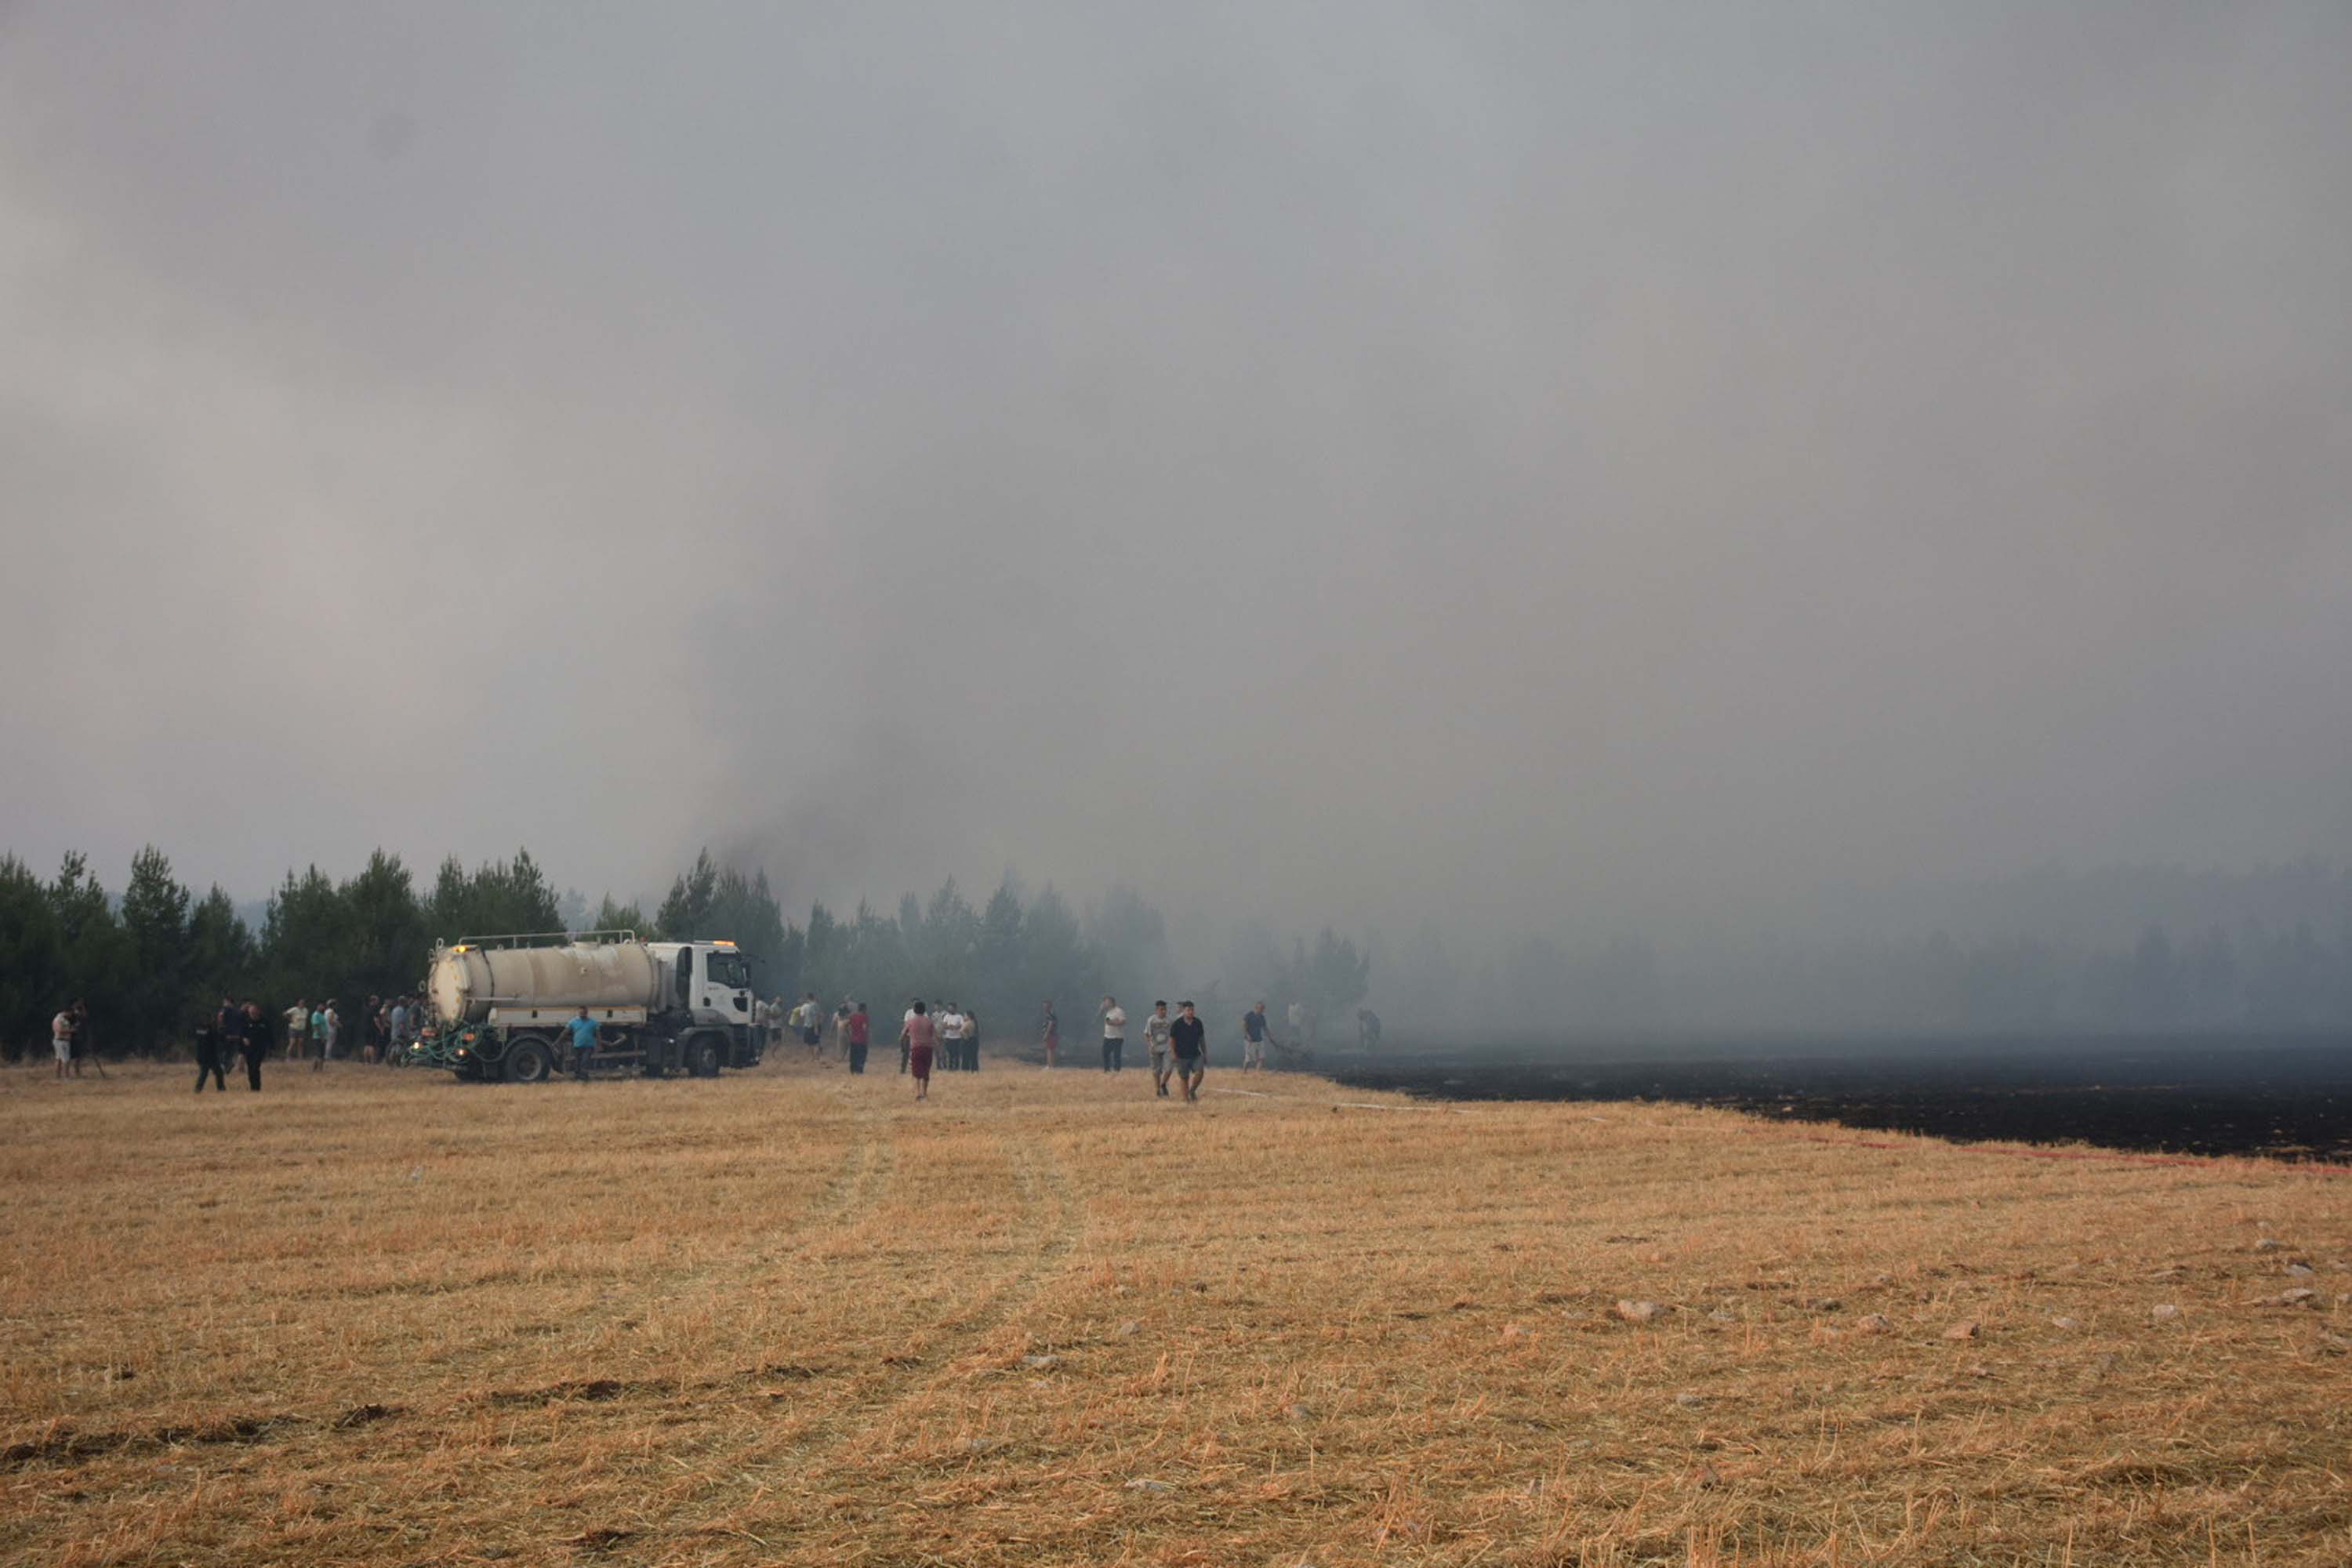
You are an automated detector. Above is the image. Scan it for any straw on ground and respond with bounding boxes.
[0,1058,2344,1566]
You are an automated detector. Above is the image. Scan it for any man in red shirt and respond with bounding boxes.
[905,1001,938,1100]
[847,1003,870,1074]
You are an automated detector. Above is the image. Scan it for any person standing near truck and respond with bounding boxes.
[567,1006,600,1081]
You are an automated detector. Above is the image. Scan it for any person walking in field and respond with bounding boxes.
[847,1002,870,1074]
[1099,996,1127,1073]
[905,1000,938,1100]
[963,1007,981,1072]
[283,999,308,1064]
[1143,1000,1174,1097]
[194,1006,229,1092]
[900,1000,917,1073]
[1241,1001,1270,1071]
[308,1001,328,1065]
[235,1000,269,1091]
[1040,1000,1058,1069]
[793,992,822,1059]
[1170,1000,1207,1102]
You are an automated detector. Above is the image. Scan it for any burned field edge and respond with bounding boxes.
[1332,1036,2352,1163]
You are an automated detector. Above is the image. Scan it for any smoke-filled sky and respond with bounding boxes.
[4,2,2348,946]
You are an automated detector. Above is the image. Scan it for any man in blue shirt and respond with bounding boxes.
[1241,1002,1270,1071]
[567,1007,601,1080]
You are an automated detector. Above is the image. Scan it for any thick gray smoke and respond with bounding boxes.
[3,4,2348,1000]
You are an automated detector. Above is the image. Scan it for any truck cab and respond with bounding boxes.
[649,940,755,1027]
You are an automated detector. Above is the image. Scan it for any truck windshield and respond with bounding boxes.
[705,950,750,990]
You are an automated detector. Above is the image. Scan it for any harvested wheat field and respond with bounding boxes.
[1,1058,2346,1567]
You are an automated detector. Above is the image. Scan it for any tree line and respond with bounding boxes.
[0,846,1374,1060]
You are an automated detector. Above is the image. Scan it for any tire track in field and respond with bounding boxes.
[789,1093,895,1238]
[721,1131,1084,1492]
[514,1125,1082,1555]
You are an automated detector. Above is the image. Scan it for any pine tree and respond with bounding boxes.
[119,845,192,1051]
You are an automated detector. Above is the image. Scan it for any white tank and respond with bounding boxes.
[429,940,663,1025]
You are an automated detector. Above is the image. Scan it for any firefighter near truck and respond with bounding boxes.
[409,931,765,1082]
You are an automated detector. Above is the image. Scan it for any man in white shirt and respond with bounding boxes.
[938,1005,967,1072]
[1142,1001,1174,1097]
[1098,996,1127,1073]
[53,1007,76,1079]
[285,1000,310,1063]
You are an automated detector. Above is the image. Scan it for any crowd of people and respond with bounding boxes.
[44,985,1353,1098]
[725,989,1326,1105]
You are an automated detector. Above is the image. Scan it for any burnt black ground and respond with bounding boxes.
[1323,1035,2352,1163]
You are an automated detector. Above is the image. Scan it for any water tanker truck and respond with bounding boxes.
[415,930,763,1083]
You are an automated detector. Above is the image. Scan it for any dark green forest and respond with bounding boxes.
[0,847,1371,1060]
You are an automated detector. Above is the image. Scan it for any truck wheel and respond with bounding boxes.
[504,1036,554,1084]
[688,1034,722,1078]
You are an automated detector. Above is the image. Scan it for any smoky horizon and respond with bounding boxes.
[5,4,2349,1014]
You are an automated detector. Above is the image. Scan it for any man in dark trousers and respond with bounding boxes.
[234,1000,270,1091]
[847,1002,870,1074]
[567,1005,601,1081]
[193,1004,230,1092]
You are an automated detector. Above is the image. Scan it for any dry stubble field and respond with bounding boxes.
[1,1053,2346,1567]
